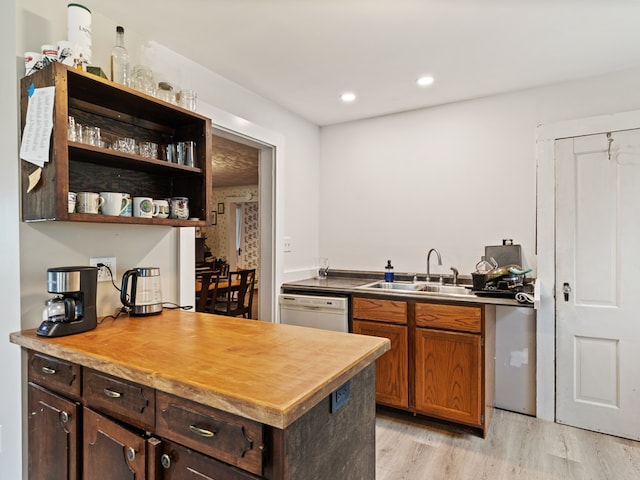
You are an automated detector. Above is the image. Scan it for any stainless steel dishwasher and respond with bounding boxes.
[278,294,349,332]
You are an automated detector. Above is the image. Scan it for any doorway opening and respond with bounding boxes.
[199,131,273,320]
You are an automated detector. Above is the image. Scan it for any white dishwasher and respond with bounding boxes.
[279,294,349,332]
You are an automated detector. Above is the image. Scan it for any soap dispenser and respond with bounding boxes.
[385,260,394,283]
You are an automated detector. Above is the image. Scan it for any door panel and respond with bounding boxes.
[555,130,640,440]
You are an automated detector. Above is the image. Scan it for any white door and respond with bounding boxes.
[555,130,640,440]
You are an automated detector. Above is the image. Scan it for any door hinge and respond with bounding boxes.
[481,413,485,425]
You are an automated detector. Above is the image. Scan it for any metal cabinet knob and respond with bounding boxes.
[161,454,171,469]
[126,447,136,461]
[60,411,69,423]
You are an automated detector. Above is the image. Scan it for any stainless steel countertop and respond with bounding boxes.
[281,270,534,308]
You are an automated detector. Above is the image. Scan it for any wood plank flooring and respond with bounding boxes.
[376,408,640,480]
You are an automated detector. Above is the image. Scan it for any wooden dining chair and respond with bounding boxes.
[213,269,256,318]
[195,271,221,313]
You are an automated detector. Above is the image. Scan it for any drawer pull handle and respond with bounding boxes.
[42,366,56,375]
[161,454,171,469]
[60,411,69,424]
[103,388,122,398]
[189,424,216,438]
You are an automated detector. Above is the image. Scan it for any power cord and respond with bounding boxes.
[96,262,129,324]
[97,262,121,293]
[162,302,194,310]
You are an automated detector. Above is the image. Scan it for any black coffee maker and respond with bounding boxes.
[37,266,99,337]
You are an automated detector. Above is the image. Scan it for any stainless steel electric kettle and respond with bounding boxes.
[120,267,163,316]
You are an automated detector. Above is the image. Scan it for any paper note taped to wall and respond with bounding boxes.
[19,86,55,168]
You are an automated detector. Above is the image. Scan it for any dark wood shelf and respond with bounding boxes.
[68,143,203,176]
[20,63,212,226]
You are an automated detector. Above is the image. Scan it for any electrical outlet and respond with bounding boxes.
[90,256,116,282]
[284,236,293,253]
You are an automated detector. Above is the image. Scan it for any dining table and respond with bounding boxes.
[195,272,241,297]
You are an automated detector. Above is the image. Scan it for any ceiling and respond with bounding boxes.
[211,135,259,188]
[96,1,640,127]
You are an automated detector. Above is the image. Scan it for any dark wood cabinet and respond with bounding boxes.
[28,382,81,480]
[24,349,378,479]
[353,297,409,408]
[20,62,212,226]
[83,408,147,480]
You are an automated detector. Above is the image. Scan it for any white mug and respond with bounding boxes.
[133,197,154,218]
[76,192,103,214]
[153,199,170,219]
[100,192,127,216]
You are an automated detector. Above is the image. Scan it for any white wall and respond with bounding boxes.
[0,0,23,477]
[320,67,640,277]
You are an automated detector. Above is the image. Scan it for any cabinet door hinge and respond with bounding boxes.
[481,413,485,425]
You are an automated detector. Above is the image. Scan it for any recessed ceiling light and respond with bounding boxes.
[416,76,435,87]
[340,92,356,103]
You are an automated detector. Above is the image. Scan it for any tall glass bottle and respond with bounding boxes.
[110,25,129,86]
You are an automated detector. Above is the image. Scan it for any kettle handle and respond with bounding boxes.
[120,269,139,308]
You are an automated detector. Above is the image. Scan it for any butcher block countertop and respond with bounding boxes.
[10,309,389,429]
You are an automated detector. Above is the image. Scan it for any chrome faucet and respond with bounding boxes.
[426,248,442,282]
[450,267,459,285]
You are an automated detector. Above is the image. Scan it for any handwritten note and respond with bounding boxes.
[19,86,55,168]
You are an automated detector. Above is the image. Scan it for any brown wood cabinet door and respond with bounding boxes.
[83,408,147,480]
[353,320,409,408]
[414,328,482,426]
[28,382,80,480]
[154,439,261,480]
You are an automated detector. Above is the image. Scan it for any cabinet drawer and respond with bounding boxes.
[152,438,262,480]
[415,303,481,333]
[28,351,81,398]
[156,391,264,476]
[353,297,407,324]
[83,369,155,430]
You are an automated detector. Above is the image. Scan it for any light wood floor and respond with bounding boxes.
[376,408,640,480]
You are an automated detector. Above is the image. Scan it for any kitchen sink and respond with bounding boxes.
[363,281,426,291]
[357,280,475,297]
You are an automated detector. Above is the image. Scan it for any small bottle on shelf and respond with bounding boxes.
[110,25,129,86]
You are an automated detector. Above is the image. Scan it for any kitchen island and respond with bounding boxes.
[10,310,389,479]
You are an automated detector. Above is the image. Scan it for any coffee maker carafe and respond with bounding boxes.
[37,266,98,337]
